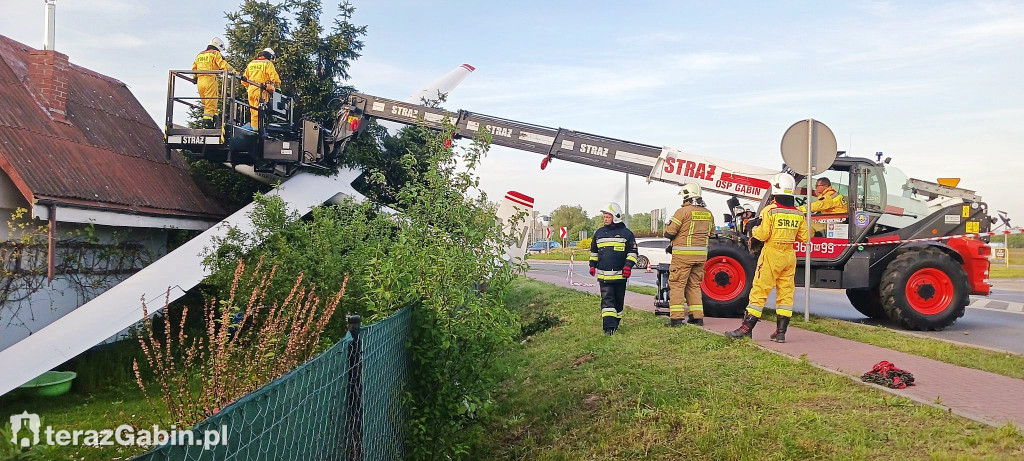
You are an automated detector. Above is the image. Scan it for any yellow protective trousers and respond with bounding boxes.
[669,254,706,319]
[246,85,268,128]
[746,204,807,319]
[747,243,797,318]
[197,76,220,119]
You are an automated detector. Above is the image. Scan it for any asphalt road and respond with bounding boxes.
[527,260,1024,354]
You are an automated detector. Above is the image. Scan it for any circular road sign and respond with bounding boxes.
[780,119,838,176]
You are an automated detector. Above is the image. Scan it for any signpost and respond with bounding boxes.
[781,119,838,322]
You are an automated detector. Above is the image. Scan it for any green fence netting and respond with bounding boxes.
[132,307,412,461]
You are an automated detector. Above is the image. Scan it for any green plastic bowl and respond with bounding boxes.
[17,371,77,397]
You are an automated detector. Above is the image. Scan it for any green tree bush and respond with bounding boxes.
[202,119,524,459]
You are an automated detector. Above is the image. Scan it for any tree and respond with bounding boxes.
[550,205,590,241]
[224,0,366,125]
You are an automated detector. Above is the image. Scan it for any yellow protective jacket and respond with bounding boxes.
[243,57,281,90]
[752,203,810,248]
[192,49,233,73]
[747,202,810,315]
[800,186,847,215]
[665,204,715,257]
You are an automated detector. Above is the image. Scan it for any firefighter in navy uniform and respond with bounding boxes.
[589,202,638,336]
[663,183,714,327]
[726,173,808,342]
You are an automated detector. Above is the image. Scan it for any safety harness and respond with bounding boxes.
[861,361,916,389]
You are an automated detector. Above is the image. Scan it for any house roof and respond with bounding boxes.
[0,35,225,221]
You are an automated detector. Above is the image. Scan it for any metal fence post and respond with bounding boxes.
[345,315,363,461]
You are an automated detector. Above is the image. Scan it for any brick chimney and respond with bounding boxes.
[28,49,69,123]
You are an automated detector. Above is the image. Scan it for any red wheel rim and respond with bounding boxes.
[905,268,954,315]
[702,256,745,301]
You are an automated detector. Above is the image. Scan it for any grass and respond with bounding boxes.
[990,265,1024,279]
[468,278,1024,459]
[1,385,161,460]
[626,285,658,296]
[789,314,1024,379]
[626,283,1024,379]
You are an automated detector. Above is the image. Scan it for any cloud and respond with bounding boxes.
[69,32,147,49]
[703,82,936,110]
[60,0,149,15]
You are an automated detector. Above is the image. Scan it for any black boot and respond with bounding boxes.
[687,315,704,327]
[665,317,684,327]
[725,313,758,339]
[604,329,614,336]
[770,316,790,343]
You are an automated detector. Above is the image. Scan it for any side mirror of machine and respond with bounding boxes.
[723,214,734,223]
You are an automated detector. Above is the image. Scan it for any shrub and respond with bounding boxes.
[200,120,525,459]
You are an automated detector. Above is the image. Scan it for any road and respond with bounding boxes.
[527,260,1024,354]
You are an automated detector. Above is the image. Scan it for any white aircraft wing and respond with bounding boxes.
[0,63,478,396]
[0,171,363,396]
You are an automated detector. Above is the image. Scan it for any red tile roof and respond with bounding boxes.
[0,35,225,221]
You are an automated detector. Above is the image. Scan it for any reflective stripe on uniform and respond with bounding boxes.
[689,304,703,313]
[776,307,793,317]
[597,237,627,243]
[598,274,624,281]
[670,217,682,225]
[597,242,627,251]
[669,305,686,313]
[672,245,708,256]
[601,308,622,318]
[772,208,803,216]
[590,252,599,261]
[746,305,763,318]
[626,253,638,263]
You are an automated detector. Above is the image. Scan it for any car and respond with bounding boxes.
[635,237,671,269]
[527,240,562,254]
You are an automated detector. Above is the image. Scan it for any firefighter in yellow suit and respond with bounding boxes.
[242,48,282,130]
[663,183,714,327]
[192,37,233,128]
[798,177,848,236]
[726,173,808,343]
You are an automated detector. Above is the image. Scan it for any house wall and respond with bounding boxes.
[0,211,170,351]
[0,170,25,210]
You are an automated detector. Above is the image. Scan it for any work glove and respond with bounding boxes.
[622,266,632,278]
[589,267,596,277]
[665,244,673,254]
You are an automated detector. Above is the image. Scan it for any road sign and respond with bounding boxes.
[559,227,567,239]
[545,227,551,239]
[780,119,838,176]
[781,119,837,323]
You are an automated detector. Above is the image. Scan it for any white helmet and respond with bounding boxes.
[209,37,226,52]
[770,172,796,196]
[262,47,276,60]
[679,183,702,202]
[601,202,624,224]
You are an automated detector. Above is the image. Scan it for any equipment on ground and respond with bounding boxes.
[164,77,993,331]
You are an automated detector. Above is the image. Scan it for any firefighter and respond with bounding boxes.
[589,202,638,336]
[726,172,808,342]
[191,37,233,128]
[799,177,848,235]
[663,183,714,327]
[242,48,282,130]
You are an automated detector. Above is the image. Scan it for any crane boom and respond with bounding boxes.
[343,93,779,201]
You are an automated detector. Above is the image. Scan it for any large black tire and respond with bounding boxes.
[879,248,968,330]
[701,239,757,318]
[846,288,886,319]
[636,255,649,269]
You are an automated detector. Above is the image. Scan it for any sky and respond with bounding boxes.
[2,0,1022,231]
